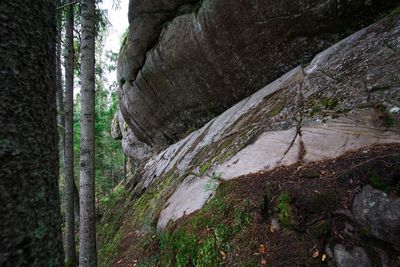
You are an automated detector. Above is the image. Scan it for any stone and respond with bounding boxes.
[157,175,217,230]
[118,0,398,151]
[150,15,400,228]
[270,218,281,233]
[215,110,400,180]
[111,111,122,140]
[112,109,153,164]
[334,244,372,267]
[352,185,400,250]
[110,13,400,230]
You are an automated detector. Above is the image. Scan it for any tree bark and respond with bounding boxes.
[0,1,64,266]
[123,153,127,185]
[64,0,77,265]
[79,0,97,265]
[56,0,65,163]
[74,178,80,227]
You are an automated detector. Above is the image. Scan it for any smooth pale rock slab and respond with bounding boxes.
[334,244,372,267]
[352,185,400,250]
[215,129,299,180]
[157,175,217,230]
[302,125,400,162]
[216,110,400,180]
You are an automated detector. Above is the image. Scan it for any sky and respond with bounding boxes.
[100,0,129,52]
[99,0,130,86]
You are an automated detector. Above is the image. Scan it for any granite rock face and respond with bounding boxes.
[117,0,398,152]
[149,14,400,229]
[353,186,400,250]
[334,244,372,267]
[111,109,153,163]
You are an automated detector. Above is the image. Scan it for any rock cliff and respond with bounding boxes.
[116,0,398,158]
[106,4,400,267]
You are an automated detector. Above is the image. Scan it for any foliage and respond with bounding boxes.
[97,185,126,266]
[158,182,253,266]
[275,193,294,228]
[320,97,338,110]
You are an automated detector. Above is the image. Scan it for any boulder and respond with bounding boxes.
[352,185,400,250]
[112,109,153,164]
[334,244,372,267]
[118,0,398,150]
[111,111,122,139]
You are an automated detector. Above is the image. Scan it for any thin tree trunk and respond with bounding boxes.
[56,0,65,163]
[0,1,64,265]
[123,153,127,186]
[79,0,97,265]
[74,178,80,227]
[64,0,77,265]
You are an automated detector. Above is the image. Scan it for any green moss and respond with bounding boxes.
[197,159,213,176]
[97,187,127,266]
[320,97,338,110]
[309,106,321,117]
[129,174,180,230]
[270,102,284,116]
[160,222,232,267]
[275,193,294,229]
[213,132,253,165]
[159,180,253,266]
[160,228,199,267]
[195,236,220,267]
[98,230,123,266]
[137,255,160,267]
[389,4,400,16]
[100,185,125,208]
[233,199,253,231]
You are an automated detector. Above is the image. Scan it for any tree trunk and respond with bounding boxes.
[74,178,80,227]
[123,153,127,185]
[79,0,97,265]
[0,1,64,266]
[56,0,65,163]
[64,0,77,265]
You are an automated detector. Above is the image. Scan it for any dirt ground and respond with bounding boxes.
[113,143,400,267]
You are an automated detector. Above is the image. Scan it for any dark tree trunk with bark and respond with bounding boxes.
[0,1,64,266]
[79,0,97,265]
[74,178,80,227]
[56,0,65,163]
[64,0,77,265]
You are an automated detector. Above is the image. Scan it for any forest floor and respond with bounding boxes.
[111,143,400,267]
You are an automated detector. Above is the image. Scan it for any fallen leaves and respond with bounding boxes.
[259,244,267,254]
[220,251,227,260]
